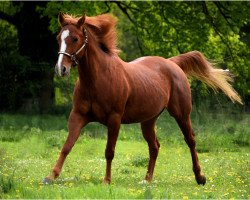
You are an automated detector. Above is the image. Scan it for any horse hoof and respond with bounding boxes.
[196,175,206,186]
[42,177,53,185]
[102,178,111,185]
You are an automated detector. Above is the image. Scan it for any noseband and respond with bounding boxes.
[58,28,88,66]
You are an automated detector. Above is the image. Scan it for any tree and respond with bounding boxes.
[0,2,56,113]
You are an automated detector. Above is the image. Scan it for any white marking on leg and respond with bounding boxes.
[57,29,69,76]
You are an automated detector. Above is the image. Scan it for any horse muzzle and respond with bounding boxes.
[55,64,71,77]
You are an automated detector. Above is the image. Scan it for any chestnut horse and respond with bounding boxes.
[43,13,242,185]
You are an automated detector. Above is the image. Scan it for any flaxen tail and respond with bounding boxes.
[170,51,243,104]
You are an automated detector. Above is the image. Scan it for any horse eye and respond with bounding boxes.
[72,37,78,43]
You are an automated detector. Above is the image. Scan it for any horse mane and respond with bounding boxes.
[63,13,119,55]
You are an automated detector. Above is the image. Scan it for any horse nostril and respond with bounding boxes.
[59,65,70,76]
[61,66,67,76]
[62,66,66,73]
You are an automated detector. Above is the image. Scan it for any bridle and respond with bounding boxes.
[58,28,88,66]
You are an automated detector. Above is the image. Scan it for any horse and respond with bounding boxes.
[43,13,242,185]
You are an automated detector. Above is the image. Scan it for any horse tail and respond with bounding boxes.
[169,51,243,104]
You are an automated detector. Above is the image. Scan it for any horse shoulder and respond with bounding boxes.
[72,80,91,115]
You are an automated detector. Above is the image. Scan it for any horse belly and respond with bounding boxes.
[121,90,168,124]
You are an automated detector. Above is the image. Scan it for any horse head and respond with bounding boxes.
[55,13,88,77]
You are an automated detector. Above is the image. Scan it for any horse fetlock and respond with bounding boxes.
[52,167,61,178]
[195,173,206,185]
[145,172,153,183]
[102,177,111,185]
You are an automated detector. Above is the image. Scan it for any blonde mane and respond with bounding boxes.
[63,13,119,55]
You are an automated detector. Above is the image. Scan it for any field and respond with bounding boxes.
[0,110,249,199]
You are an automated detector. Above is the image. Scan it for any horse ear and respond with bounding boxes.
[58,12,67,27]
[77,14,86,28]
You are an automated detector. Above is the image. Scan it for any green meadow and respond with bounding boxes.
[0,111,249,199]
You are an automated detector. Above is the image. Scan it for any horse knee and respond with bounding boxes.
[185,136,196,148]
[149,145,159,159]
[61,146,71,156]
[105,148,114,161]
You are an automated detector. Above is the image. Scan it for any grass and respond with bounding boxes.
[0,110,249,199]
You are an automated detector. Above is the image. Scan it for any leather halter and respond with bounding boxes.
[58,28,88,66]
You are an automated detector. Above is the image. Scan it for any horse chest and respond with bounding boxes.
[88,102,108,124]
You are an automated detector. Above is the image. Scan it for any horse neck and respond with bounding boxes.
[77,38,106,88]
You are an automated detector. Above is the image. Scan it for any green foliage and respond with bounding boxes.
[40,1,112,34]
[0,18,31,110]
[0,171,15,195]
[131,155,148,167]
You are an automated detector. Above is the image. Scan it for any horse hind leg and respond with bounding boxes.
[140,117,160,182]
[175,116,206,185]
[167,73,206,185]
[103,113,121,184]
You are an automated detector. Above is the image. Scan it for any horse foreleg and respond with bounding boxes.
[43,110,88,184]
[141,118,160,182]
[176,117,206,185]
[103,114,121,184]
